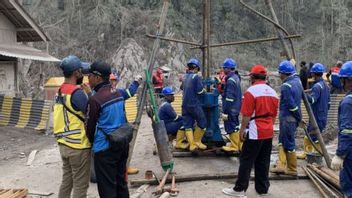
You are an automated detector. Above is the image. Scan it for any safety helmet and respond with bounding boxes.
[60,55,82,73]
[310,63,325,73]
[222,58,237,69]
[161,86,174,96]
[250,65,267,76]
[187,58,200,68]
[339,61,352,78]
[278,60,295,74]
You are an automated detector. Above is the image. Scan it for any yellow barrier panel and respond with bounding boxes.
[0,96,53,132]
[15,98,32,128]
[171,93,182,115]
[0,96,12,126]
[125,96,137,123]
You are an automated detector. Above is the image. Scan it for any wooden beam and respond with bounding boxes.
[130,172,308,187]
[9,0,48,42]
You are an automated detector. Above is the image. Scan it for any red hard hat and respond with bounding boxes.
[250,65,267,75]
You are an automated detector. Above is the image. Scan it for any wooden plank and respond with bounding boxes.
[13,189,28,198]
[0,190,10,195]
[0,190,13,198]
[130,172,308,187]
[0,189,28,198]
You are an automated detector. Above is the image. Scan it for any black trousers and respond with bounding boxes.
[94,143,129,198]
[234,138,272,194]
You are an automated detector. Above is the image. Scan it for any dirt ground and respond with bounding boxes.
[0,115,339,198]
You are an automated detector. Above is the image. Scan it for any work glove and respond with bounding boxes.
[134,75,143,84]
[221,113,228,121]
[331,155,344,171]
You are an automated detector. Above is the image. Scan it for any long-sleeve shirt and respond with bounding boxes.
[307,78,330,122]
[337,91,352,160]
[181,72,205,108]
[159,101,181,124]
[279,74,303,121]
[222,72,242,116]
[85,80,139,152]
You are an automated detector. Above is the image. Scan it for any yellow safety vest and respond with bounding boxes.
[53,84,91,149]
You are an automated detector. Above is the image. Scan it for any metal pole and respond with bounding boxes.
[127,0,170,168]
[265,0,291,59]
[146,34,201,46]
[190,34,301,49]
[201,0,208,78]
[206,0,211,79]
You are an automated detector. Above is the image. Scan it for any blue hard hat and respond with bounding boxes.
[223,58,237,69]
[187,58,201,68]
[278,60,295,74]
[310,63,325,73]
[161,86,174,96]
[60,55,82,73]
[339,61,352,78]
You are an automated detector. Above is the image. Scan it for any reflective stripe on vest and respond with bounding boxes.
[341,129,352,134]
[55,129,81,137]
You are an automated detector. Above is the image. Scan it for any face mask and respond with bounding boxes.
[76,76,83,85]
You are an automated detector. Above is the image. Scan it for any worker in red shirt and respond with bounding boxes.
[222,65,279,197]
[326,60,344,94]
[152,67,164,95]
[215,68,226,94]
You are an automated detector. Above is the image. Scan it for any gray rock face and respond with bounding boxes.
[110,38,187,91]
[111,38,147,88]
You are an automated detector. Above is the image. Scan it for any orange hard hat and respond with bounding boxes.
[250,65,267,75]
[110,73,117,80]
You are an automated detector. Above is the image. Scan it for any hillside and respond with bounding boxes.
[19,0,352,98]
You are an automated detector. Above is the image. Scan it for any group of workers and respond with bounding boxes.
[53,55,142,198]
[159,57,243,153]
[53,54,352,198]
[158,57,352,198]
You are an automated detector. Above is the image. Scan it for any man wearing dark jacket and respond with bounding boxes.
[85,61,141,198]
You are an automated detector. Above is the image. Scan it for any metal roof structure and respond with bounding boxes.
[0,43,60,62]
[0,0,49,42]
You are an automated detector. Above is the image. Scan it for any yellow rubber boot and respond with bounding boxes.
[297,136,314,159]
[194,127,207,150]
[270,145,286,174]
[222,132,240,152]
[127,167,139,175]
[175,130,189,149]
[285,151,298,176]
[185,129,197,151]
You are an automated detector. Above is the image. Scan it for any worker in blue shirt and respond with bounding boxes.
[181,58,207,152]
[331,61,352,198]
[297,63,330,159]
[271,60,302,176]
[220,58,242,153]
[159,86,189,150]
